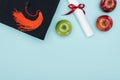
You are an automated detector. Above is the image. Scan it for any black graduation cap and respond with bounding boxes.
[0,0,60,40]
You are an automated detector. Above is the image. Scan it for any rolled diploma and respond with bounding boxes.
[68,0,94,37]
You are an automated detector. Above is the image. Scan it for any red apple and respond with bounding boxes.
[100,0,117,12]
[96,15,113,31]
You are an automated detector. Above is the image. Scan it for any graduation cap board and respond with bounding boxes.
[0,0,60,40]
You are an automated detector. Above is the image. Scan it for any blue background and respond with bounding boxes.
[0,0,120,80]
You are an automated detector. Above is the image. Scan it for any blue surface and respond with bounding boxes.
[0,0,120,80]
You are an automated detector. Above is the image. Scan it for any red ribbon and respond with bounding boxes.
[65,4,85,15]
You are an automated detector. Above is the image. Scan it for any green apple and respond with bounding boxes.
[56,20,72,36]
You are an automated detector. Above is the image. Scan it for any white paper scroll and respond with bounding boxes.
[67,0,94,37]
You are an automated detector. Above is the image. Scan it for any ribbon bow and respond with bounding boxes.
[65,4,85,15]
